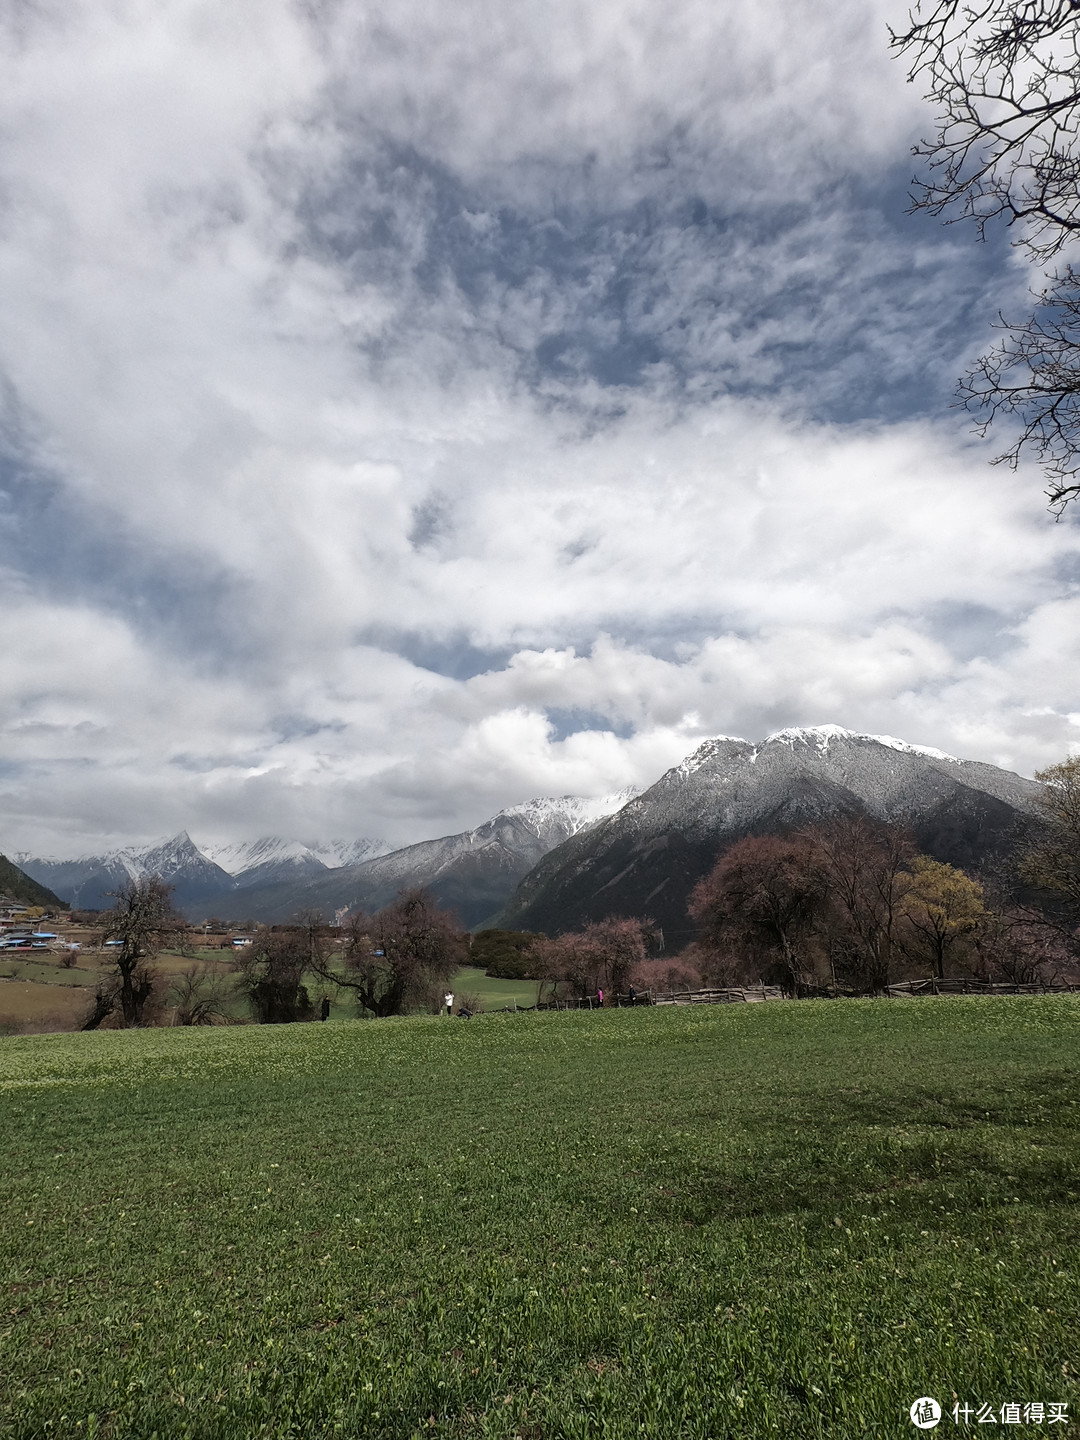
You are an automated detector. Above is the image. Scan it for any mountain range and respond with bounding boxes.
[224,792,640,927]
[15,833,239,913]
[496,726,1048,941]
[14,791,637,926]
[11,727,1050,937]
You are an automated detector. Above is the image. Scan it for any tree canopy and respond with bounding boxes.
[902,855,986,978]
[1022,754,1080,916]
[690,821,993,992]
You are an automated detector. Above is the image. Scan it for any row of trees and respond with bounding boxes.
[519,825,1001,1002]
[84,887,467,1029]
[689,822,995,994]
[518,756,1080,1000]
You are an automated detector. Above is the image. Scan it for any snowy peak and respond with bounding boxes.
[761,725,957,762]
[764,724,858,751]
[13,832,233,911]
[653,725,1036,821]
[201,835,392,875]
[499,789,640,839]
[308,838,393,868]
[676,736,751,778]
[135,832,222,878]
[499,724,1047,940]
[201,836,319,875]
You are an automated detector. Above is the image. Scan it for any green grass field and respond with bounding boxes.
[1,998,1078,1439]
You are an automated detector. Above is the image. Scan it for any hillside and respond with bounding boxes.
[0,854,65,910]
[497,726,1046,939]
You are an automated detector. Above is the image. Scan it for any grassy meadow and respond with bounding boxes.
[1,997,1078,1438]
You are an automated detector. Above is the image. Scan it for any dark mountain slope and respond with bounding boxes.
[0,855,66,910]
[497,727,1046,939]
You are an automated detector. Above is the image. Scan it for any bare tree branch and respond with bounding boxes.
[892,2,1080,508]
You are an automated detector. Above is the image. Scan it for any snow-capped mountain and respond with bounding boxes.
[498,726,1047,938]
[15,830,391,912]
[0,853,65,910]
[500,790,641,847]
[16,832,234,911]
[199,835,391,888]
[210,789,641,927]
[307,838,394,869]
[201,836,317,876]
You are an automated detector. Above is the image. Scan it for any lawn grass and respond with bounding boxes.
[1,997,1078,1439]
[0,958,100,988]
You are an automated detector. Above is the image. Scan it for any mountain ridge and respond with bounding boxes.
[205,790,641,926]
[12,790,639,924]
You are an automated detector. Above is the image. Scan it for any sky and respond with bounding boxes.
[2,0,1079,856]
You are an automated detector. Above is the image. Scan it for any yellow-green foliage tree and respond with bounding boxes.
[902,856,986,979]
[1022,756,1080,916]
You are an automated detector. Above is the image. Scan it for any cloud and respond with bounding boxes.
[0,0,1077,856]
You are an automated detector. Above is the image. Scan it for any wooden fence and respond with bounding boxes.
[886,977,1080,998]
[477,977,1079,1015]
[652,986,785,1006]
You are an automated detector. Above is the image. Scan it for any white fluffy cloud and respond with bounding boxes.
[0,0,1077,855]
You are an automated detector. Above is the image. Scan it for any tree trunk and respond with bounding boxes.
[119,960,139,1027]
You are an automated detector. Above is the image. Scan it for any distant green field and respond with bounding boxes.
[1,999,1078,1438]
[451,965,541,1010]
[0,952,537,1034]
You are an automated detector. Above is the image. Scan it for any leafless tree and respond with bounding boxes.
[81,976,121,1031]
[96,876,186,1026]
[804,819,917,993]
[234,928,319,1024]
[315,889,466,1018]
[170,962,232,1025]
[970,905,1071,983]
[1021,754,1080,912]
[891,1,1080,510]
[534,917,657,1003]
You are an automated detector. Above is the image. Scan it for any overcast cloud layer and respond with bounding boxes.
[1,0,1078,855]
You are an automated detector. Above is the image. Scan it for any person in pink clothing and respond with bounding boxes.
[597,987,604,1007]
